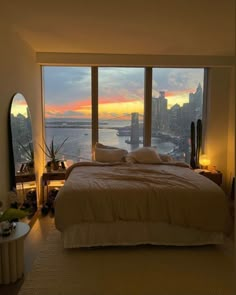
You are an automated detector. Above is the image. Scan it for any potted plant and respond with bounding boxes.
[39,137,68,171]
[18,141,35,173]
[0,201,30,236]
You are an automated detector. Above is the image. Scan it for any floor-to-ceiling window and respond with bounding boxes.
[152,68,205,162]
[43,66,92,165]
[98,67,144,151]
[43,66,205,165]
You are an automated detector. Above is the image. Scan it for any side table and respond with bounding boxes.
[194,169,223,186]
[42,170,66,203]
[15,173,36,202]
[15,173,36,184]
[0,222,30,284]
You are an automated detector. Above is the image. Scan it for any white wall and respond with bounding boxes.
[0,25,42,209]
[205,67,235,191]
[226,67,235,194]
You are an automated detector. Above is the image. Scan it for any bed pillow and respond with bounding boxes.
[125,147,162,164]
[95,145,128,163]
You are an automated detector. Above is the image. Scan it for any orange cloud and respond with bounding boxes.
[15,100,27,106]
[164,88,195,98]
[45,95,141,118]
[46,98,91,113]
[99,96,139,104]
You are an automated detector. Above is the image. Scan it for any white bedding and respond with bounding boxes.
[55,162,232,240]
[62,222,225,248]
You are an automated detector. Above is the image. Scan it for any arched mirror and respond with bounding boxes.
[8,93,37,212]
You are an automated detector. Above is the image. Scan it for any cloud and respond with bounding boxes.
[43,66,91,104]
[45,110,88,118]
[99,67,144,100]
[98,95,140,104]
[153,68,204,93]
[43,66,204,117]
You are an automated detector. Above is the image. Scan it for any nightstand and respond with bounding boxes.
[42,170,66,203]
[15,173,36,204]
[195,169,223,186]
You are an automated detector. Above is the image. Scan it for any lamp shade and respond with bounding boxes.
[199,154,211,167]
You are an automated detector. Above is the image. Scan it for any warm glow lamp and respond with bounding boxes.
[199,154,211,169]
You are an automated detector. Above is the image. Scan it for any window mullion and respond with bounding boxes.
[92,67,98,156]
[144,67,152,146]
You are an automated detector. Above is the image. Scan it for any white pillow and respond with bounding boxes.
[125,147,161,164]
[95,147,128,163]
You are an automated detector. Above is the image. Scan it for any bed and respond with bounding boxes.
[54,147,232,248]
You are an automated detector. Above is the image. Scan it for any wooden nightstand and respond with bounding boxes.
[15,173,36,204]
[42,170,66,202]
[195,169,223,186]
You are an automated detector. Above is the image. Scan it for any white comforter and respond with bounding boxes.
[54,162,232,235]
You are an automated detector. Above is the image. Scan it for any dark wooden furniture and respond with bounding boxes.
[196,170,223,186]
[15,173,36,195]
[16,173,36,183]
[42,170,66,202]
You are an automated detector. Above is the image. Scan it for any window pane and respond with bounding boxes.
[152,68,204,162]
[98,67,144,151]
[43,66,91,165]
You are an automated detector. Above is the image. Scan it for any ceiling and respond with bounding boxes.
[2,0,235,56]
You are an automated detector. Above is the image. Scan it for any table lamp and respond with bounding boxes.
[199,154,211,170]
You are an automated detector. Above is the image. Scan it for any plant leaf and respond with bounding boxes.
[38,143,51,158]
[39,136,69,161]
[17,141,34,161]
[0,208,30,222]
[55,137,69,154]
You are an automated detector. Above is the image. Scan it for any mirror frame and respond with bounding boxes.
[8,93,17,190]
[8,93,35,190]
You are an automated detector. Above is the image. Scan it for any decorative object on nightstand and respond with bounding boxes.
[199,154,211,170]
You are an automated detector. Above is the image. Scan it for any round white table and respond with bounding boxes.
[0,222,30,284]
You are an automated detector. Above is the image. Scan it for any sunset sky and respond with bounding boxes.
[43,67,204,119]
[11,93,29,117]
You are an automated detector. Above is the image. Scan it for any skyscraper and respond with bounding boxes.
[152,91,168,133]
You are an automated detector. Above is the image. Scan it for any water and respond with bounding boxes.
[45,119,176,164]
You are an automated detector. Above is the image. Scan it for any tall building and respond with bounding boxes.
[152,91,168,133]
[189,83,203,121]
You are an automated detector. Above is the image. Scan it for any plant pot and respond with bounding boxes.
[52,161,59,171]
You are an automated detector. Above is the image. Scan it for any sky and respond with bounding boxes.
[11,93,28,117]
[43,67,204,119]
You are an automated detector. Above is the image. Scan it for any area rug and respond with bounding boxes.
[19,225,235,295]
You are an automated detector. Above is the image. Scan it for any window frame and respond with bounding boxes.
[42,65,207,164]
